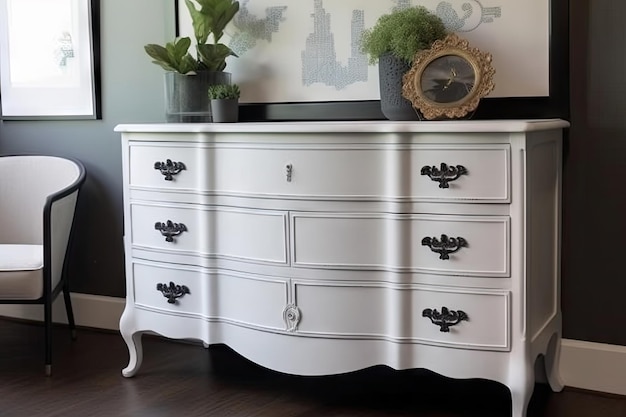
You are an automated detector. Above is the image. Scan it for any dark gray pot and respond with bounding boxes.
[378,53,421,121]
[164,71,232,123]
[210,98,239,123]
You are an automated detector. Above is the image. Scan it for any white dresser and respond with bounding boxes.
[116,120,568,417]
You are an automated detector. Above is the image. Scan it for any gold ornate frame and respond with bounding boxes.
[402,34,495,120]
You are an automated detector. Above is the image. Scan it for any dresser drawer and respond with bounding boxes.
[133,262,205,316]
[291,213,510,277]
[130,202,288,265]
[129,144,203,190]
[408,145,510,202]
[294,282,510,350]
[133,261,289,329]
[128,143,509,202]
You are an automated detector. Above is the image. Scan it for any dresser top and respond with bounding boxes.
[115,119,569,134]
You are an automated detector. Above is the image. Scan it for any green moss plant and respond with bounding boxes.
[360,6,447,65]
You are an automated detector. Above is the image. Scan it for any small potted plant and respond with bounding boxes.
[207,83,240,122]
[143,0,240,122]
[360,6,447,120]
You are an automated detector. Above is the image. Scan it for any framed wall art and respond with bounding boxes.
[177,0,568,121]
[0,0,101,120]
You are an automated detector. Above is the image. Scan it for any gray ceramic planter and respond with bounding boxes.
[210,98,239,123]
[378,53,421,121]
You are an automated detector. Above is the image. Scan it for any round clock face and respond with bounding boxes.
[420,54,476,104]
[402,34,495,120]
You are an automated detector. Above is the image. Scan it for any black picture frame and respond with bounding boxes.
[176,0,569,122]
[91,0,102,120]
[0,0,101,120]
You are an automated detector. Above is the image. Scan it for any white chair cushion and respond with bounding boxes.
[0,244,44,299]
[0,244,43,271]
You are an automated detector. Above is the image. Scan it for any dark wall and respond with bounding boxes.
[0,0,175,297]
[562,0,626,345]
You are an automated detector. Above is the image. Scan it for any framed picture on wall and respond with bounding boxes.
[177,0,568,121]
[0,0,101,120]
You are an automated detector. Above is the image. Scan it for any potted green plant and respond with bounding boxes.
[360,6,447,120]
[144,0,240,122]
[207,83,240,122]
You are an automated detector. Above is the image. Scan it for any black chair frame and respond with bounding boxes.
[0,156,86,376]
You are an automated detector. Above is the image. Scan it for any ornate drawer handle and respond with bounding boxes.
[283,304,301,332]
[285,164,293,182]
[154,220,187,242]
[422,307,468,332]
[422,234,467,260]
[156,281,190,304]
[421,163,467,188]
[154,159,186,181]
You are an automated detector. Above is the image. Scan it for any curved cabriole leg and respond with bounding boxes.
[121,331,144,377]
[509,362,534,417]
[544,333,564,392]
[119,308,143,377]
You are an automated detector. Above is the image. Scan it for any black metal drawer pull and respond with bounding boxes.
[156,282,190,304]
[422,234,467,260]
[154,220,187,242]
[422,307,468,332]
[154,159,186,181]
[421,163,467,188]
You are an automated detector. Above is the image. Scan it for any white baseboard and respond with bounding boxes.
[0,295,624,396]
[560,339,626,396]
[0,292,124,331]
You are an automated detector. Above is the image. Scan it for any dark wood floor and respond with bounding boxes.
[0,318,624,417]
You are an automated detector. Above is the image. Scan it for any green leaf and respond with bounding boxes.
[197,43,236,71]
[150,60,178,72]
[174,37,191,60]
[194,0,215,11]
[211,1,239,42]
[186,0,239,44]
[179,54,198,74]
[144,38,196,74]
[185,0,210,45]
[144,44,170,63]
[165,43,179,67]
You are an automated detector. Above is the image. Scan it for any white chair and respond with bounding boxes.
[0,155,86,376]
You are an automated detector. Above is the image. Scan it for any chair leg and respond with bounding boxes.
[44,298,52,377]
[63,281,76,340]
